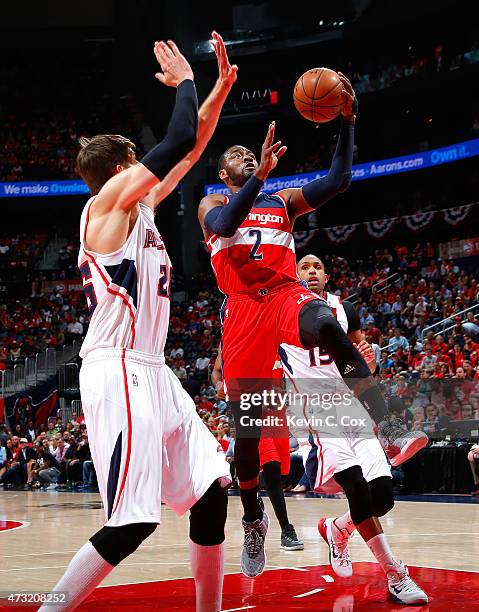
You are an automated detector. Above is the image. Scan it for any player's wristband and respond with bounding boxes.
[141,79,198,180]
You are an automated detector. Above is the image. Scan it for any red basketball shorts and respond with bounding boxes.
[259,437,291,475]
[222,281,318,393]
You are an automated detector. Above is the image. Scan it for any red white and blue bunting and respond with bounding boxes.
[365,217,398,238]
[323,224,360,244]
[314,202,476,245]
[442,203,474,226]
[403,211,436,233]
[293,213,319,250]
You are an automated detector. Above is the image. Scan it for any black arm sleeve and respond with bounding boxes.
[301,119,354,209]
[343,300,361,333]
[141,79,198,180]
[204,175,264,237]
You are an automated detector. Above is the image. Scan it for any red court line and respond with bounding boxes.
[1,563,477,610]
[81,562,479,611]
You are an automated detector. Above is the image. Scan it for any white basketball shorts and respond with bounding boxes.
[80,348,231,527]
[297,398,391,495]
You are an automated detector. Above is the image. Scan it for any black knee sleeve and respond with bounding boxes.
[333,465,374,525]
[369,476,394,517]
[299,299,340,350]
[190,480,228,546]
[299,300,371,380]
[234,438,260,482]
[90,522,157,566]
[262,461,282,491]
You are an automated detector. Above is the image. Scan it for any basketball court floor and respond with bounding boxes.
[1,491,478,610]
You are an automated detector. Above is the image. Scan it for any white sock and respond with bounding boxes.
[189,539,224,612]
[332,512,355,539]
[366,533,399,574]
[39,541,113,611]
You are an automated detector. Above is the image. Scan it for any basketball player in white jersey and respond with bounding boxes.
[285,254,428,466]
[40,33,237,612]
[280,255,428,605]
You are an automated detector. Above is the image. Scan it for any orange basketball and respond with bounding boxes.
[293,67,346,123]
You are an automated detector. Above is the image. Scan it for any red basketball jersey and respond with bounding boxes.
[206,192,297,296]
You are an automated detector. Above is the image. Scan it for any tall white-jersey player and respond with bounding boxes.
[40,33,237,612]
[279,254,428,606]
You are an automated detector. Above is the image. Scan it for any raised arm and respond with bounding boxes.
[93,40,198,215]
[198,121,286,238]
[144,32,238,209]
[279,73,357,222]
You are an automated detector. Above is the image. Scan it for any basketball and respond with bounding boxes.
[293,67,346,123]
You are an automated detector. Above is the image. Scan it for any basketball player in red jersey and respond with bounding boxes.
[198,74,404,578]
[212,346,304,552]
[40,33,237,612]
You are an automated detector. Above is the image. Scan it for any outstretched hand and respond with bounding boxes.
[255,121,287,181]
[355,340,375,364]
[154,40,194,87]
[211,31,238,89]
[338,72,357,120]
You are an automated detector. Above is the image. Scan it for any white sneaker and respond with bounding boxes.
[241,511,269,578]
[318,517,353,578]
[387,561,428,605]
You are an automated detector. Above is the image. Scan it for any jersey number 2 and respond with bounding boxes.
[249,229,263,260]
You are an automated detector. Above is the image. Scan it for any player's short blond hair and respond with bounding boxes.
[76,134,136,195]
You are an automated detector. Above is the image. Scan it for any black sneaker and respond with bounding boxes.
[281,523,304,551]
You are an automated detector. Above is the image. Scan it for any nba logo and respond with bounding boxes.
[132,374,138,387]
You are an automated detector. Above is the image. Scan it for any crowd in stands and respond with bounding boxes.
[0,412,95,491]
[348,40,479,96]
[0,44,151,183]
[0,291,89,369]
[0,233,48,274]
[1,230,479,493]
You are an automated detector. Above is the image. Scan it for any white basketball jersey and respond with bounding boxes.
[279,292,348,379]
[78,198,171,359]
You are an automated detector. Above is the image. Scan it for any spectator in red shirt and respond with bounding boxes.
[199,395,214,414]
[452,344,465,371]
[366,321,382,346]
[433,335,448,355]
